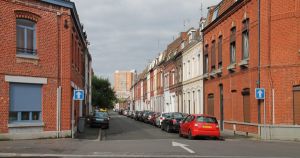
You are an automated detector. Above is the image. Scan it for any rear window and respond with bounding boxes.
[173,113,183,119]
[196,116,218,123]
[94,112,108,118]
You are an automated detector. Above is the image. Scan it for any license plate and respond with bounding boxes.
[202,126,212,129]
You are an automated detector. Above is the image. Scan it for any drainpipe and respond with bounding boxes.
[257,0,261,124]
[56,11,62,138]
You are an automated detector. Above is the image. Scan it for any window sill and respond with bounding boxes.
[216,68,222,76]
[8,122,44,128]
[209,70,217,78]
[16,54,39,60]
[202,73,209,79]
[238,59,249,68]
[227,63,236,72]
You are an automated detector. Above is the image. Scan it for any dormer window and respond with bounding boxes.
[16,19,36,56]
[211,6,220,21]
[181,42,185,49]
[189,31,196,43]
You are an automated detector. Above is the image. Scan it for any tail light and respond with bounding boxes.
[172,119,177,124]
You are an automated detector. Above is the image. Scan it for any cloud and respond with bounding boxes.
[72,0,221,83]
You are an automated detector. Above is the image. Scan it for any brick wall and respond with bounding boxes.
[0,0,87,134]
[203,0,300,134]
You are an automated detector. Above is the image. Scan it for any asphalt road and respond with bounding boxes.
[102,112,178,141]
[1,111,300,158]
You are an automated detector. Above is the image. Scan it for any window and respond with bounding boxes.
[16,19,36,55]
[242,19,249,60]
[188,60,191,77]
[72,35,75,64]
[211,6,219,21]
[181,42,185,49]
[204,44,209,74]
[172,72,175,85]
[230,27,236,64]
[196,116,218,123]
[218,36,223,68]
[204,54,209,74]
[189,31,196,43]
[211,40,216,70]
[242,88,250,123]
[9,83,42,122]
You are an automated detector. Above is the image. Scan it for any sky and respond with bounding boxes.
[72,0,221,84]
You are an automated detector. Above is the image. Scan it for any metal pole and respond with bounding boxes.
[272,89,275,124]
[257,0,261,124]
[72,99,74,139]
[264,99,266,140]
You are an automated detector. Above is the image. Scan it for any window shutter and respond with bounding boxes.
[10,83,42,112]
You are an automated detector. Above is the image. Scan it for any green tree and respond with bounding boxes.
[92,75,117,109]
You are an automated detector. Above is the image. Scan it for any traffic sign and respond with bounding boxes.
[255,88,265,100]
[73,90,84,100]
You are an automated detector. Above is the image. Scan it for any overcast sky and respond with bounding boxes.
[72,0,220,83]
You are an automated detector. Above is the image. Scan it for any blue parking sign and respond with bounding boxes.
[73,90,84,100]
[255,88,265,100]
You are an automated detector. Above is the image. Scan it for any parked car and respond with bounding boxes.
[90,111,110,129]
[155,112,170,127]
[118,109,124,115]
[142,111,152,122]
[135,111,143,120]
[145,112,155,123]
[161,112,184,132]
[128,110,132,117]
[149,112,160,126]
[179,114,220,140]
[123,110,129,116]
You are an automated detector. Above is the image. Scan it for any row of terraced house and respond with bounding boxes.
[0,0,93,140]
[130,0,300,140]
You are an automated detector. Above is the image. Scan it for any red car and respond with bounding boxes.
[179,114,220,140]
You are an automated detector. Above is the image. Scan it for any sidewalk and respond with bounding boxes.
[221,130,256,140]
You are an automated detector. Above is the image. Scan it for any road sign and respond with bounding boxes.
[73,90,84,100]
[255,88,265,100]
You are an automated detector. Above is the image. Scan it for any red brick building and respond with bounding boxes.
[203,0,300,139]
[0,0,92,139]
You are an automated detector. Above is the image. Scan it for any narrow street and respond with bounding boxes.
[1,112,300,158]
[102,112,178,141]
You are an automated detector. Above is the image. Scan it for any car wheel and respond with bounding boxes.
[166,125,171,133]
[188,130,194,140]
[161,124,164,131]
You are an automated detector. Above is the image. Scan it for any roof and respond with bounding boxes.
[203,0,245,32]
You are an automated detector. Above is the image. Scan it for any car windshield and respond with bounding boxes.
[196,116,218,123]
[94,112,108,118]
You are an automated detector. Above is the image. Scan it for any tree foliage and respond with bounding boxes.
[92,75,117,109]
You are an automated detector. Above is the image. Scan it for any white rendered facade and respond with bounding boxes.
[182,33,204,114]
